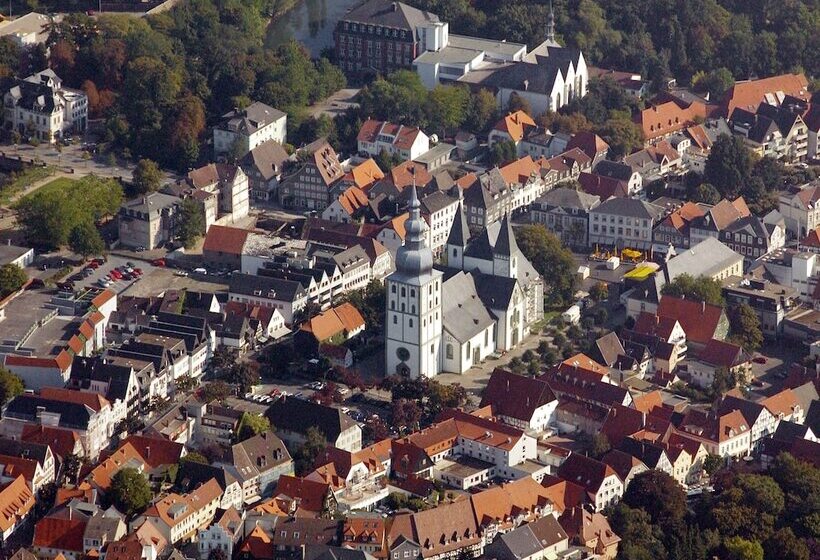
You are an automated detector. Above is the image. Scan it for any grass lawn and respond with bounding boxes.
[0,166,55,205]
[25,176,78,197]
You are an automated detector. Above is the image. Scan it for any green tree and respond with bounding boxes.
[489,139,517,166]
[179,452,209,465]
[596,117,644,158]
[764,528,810,560]
[427,84,470,135]
[465,89,498,132]
[0,366,24,406]
[693,67,735,99]
[63,453,82,485]
[728,303,763,352]
[661,273,724,306]
[607,503,668,560]
[132,158,163,195]
[177,197,205,249]
[0,264,27,298]
[69,221,105,259]
[589,282,608,302]
[705,134,753,198]
[723,536,763,560]
[201,380,232,403]
[692,182,721,205]
[506,92,531,116]
[235,413,271,442]
[294,426,326,475]
[703,454,723,476]
[109,467,152,516]
[623,470,687,528]
[515,225,577,306]
[228,362,259,393]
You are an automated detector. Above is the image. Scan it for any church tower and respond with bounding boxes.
[492,214,520,279]
[545,1,559,47]
[385,185,443,379]
[445,191,470,269]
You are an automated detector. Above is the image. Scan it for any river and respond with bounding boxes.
[265,0,361,56]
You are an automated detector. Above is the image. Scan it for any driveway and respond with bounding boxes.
[306,88,361,119]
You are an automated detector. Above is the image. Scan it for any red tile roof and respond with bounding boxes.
[637,101,706,140]
[334,186,370,216]
[40,387,109,412]
[697,339,746,368]
[556,453,619,497]
[203,225,251,256]
[21,426,80,459]
[720,73,809,116]
[275,475,330,514]
[656,296,726,346]
[493,111,536,142]
[480,368,556,423]
[33,516,87,552]
[0,475,34,533]
[349,159,385,190]
[578,172,628,199]
[566,131,610,160]
[358,120,425,151]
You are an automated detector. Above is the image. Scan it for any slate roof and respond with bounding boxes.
[341,0,439,29]
[267,399,357,443]
[5,395,93,431]
[241,140,290,181]
[446,202,470,247]
[488,515,568,560]
[229,273,306,303]
[589,197,664,220]
[441,272,495,343]
[218,102,285,135]
[534,188,599,216]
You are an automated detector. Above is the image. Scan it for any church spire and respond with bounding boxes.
[394,182,434,277]
[546,1,556,43]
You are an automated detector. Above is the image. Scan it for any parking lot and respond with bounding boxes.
[65,255,157,294]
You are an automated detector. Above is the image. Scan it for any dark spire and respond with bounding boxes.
[494,213,519,257]
[546,0,556,43]
[446,198,470,248]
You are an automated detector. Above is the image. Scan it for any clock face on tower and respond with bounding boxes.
[396,347,410,362]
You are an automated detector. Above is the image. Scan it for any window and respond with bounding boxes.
[409,319,413,327]
[401,287,406,296]
[446,344,453,359]
[391,285,396,293]
[393,315,397,325]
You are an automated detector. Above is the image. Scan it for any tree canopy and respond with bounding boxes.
[14,176,123,250]
[514,225,577,307]
[0,264,27,298]
[661,274,725,306]
[235,413,271,443]
[69,221,105,259]
[177,197,205,250]
[0,366,24,407]
[109,467,152,516]
[132,159,163,195]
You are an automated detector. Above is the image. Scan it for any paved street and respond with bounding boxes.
[306,88,360,119]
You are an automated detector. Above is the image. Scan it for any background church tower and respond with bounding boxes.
[546,1,556,44]
[445,191,470,269]
[384,185,443,379]
[492,214,521,279]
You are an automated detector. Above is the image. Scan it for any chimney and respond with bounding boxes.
[702,300,706,312]
[391,2,397,11]
[146,446,150,459]
[523,80,529,91]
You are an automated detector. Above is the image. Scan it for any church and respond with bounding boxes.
[385,187,544,378]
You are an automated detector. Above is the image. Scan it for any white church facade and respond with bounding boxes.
[412,5,587,115]
[385,188,544,379]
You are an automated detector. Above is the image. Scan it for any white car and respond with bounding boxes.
[174,270,188,277]
[336,387,350,396]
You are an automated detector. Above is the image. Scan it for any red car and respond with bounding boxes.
[87,261,99,269]
[152,258,166,267]
[133,268,143,275]
[752,356,768,364]
[110,270,123,280]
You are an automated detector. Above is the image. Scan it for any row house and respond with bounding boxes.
[0,475,35,543]
[716,396,778,452]
[1,391,112,461]
[729,103,808,162]
[622,140,683,183]
[594,160,642,195]
[139,478,222,545]
[685,338,751,389]
[308,439,392,512]
[651,201,705,253]
[175,461,243,511]
[197,507,243,560]
[0,438,55,493]
[530,187,600,250]
[636,100,707,144]
[240,140,290,202]
[215,431,294,505]
[693,196,764,247]
[267,398,363,453]
[556,453,623,512]
[588,198,665,251]
[678,408,751,460]
[279,139,345,211]
[228,273,308,327]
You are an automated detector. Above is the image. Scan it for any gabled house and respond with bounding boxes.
[480,368,557,433]
[716,395,777,451]
[279,139,345,210]
[556,453,623,511]
[686,339,751,389]
[557,506,620,560]
[357,120,430,162]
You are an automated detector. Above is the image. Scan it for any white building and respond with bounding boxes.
[4,69,87,143]
[357,119,430,162]
[385,186,443,379]
[213,101,286,157]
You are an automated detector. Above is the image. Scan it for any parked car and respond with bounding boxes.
[752,356,767,364]
[152,258,166,267]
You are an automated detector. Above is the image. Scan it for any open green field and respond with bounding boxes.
[0,167,55,205]
[24,176,78,198]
